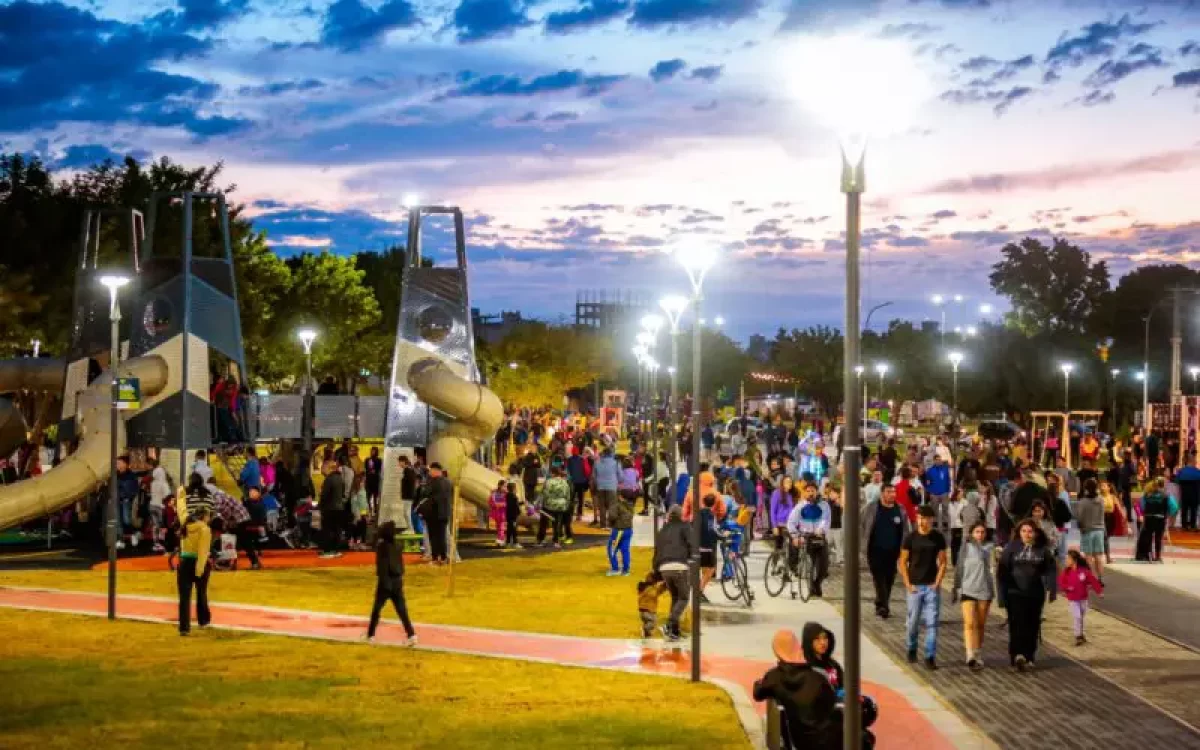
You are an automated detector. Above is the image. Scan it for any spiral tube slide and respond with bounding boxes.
[405,350,506,510]
[0,356,168,530]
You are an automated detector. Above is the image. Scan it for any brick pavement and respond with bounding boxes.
[823,567,1200,750]
[1090,567,1200,651]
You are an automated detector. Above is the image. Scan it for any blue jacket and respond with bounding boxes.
[116,470,140,502]
[675,474,691,506]
[925,463,951,496]
[594,455,621,491]
[566,454,588,484]
[735,467,758,508]
[239,459,262,490]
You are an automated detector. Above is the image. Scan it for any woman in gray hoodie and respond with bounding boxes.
[953,521,995,670]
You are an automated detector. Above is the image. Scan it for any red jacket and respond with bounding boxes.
[895,480,918,523]
[1058,566,1103,602]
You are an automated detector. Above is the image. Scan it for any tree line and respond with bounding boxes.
[2,152,1194,422]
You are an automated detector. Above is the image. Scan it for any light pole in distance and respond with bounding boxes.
[948,351,964,419]
[1190,366,1199,397]
[99,273,131,620]
[1061,362,1075,413]
[874,362,889,419]
[298,328,318,458]
[1110,368,1120,432]
[659,295,688,516]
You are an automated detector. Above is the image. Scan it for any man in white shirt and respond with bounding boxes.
[192,450,214,483]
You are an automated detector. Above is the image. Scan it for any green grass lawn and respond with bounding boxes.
[2,546,665,639]
[0,609,747,750]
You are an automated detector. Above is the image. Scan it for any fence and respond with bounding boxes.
[250,394,388,440]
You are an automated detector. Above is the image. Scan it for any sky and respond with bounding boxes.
[2,0,1199,341]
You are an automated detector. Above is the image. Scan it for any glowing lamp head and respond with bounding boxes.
[402,193,420,209]
[641,313,664,335]
[979,303,993,315]
[948,351,964,368]
[953,294,964,303]
[297,328,318,352]
[874,362,889,376]
[1060,362,1075,376]
[714,316,726,326]
[1190,366,1200,379]
[508,361,519,370]
[1111,368,1120,377]
[636,331,655,347]
[966,326,978,337]
[854,365,865,376]
[98,274,131,291]
[931,294,944,305]
[1136,371,1146,381]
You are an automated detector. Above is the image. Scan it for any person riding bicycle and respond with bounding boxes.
[786,482,831,598]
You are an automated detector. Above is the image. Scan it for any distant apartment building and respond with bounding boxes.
[471,308,524,345]
[574,289,651,331]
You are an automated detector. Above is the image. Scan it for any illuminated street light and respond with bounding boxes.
[1061,362,1075,412]
[403,193,420,208]
[98,273,131,621]
[979,304,993,315]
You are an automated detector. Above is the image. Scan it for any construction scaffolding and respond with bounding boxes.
[574,289,652,331]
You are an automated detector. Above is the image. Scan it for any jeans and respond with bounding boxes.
[368,577,416,638]
[119,497,134,530]
[905,584,941,659]
[176,556,210,633]
[661,568,690,632]
[608,527,633,573]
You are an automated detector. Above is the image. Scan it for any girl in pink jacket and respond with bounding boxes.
[1058,550,1104,646]
[488,480,508,544]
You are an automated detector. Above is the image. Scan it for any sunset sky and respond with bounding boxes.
[2,0,1198,339]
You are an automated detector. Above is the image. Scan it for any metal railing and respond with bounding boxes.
[251,394,388,440]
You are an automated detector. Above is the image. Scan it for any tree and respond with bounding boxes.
[486,322,618,409]
[0,265,48,357]
[989,237,1110,336]
[770,326,843,417]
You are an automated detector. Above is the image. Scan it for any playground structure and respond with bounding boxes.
[1030,410,1104,469]
[0,198,505,532]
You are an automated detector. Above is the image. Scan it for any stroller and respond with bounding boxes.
[212,531,239,571]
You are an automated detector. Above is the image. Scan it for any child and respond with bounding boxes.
[489,480,508,545]
[824,482,843,565]
[504,481,523,549]
[637,570,666,638]
[349,476,369,549]
[1058,550,1103,646]
[295,496,314,549]
[262,489,281,534]
[163,495,181,571]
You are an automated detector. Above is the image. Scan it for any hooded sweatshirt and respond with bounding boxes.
[770,488,796,528]
[953,538,996,600]
[149,467,172,509]
[683,471,721,522]
[801,622,844,695]
[752,662,839,749]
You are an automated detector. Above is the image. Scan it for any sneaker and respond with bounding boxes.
[405,635,419,647]
[620,571,631,577]
[115,540,126,550]
[906,649,917,664]
[660,625,673,640]
[1026,660,1036,671]
[250,563,263,571]
[967,657,980,671]
[512,543,524,550]
[606,570,622,577]
[925,657,938,671]
[564,538,575,545]
[362,634,375,643]
[1075,635,1085,647]
[131,533,140,546]
[1014,655,1028,672]
[554,543,563,550]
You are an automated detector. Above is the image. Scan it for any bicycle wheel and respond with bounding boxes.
[721,553,745,601]
[763,550,788,597]
[737,555,753,607]
[797,554,813,603]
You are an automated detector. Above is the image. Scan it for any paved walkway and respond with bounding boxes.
[0,583,951,750]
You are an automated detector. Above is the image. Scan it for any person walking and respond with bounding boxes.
[567,449,590,522]
[1059,549,1103,647]
[364,447,383,516]
[537,465,572,548]
[177,507,212,636]
[426,463,454,564]
[592,447,620,529]
[1073,478,1107,580]
[925,453,952,534]
[997,519,1057,671]
[953,522,995,670]
[1136,478,1174,562]
[900,505,947,669]
[862,484,910,620]
[606,473,635,575]
[652,505,693,641]
[365,521,418,645]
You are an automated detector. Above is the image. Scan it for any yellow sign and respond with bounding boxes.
[116,377,141,410]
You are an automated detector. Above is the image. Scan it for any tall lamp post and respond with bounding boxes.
[660,295,689,517]
[854,364,866,434]
[641,314,665,532]
[298,328,318,458]
[674,244,717,684]
[1190,366,1199,397]
[948,351,964,418]
[1110,368,1120,431]
[1061,362,1074,413]
[99,273,131,620]
[785,37,928,745]
[874,363,889,419]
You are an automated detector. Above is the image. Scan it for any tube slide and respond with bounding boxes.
[404,348,506,510]
[0,358,66,459]
[0,356,168,530]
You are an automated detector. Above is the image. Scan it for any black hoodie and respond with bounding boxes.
[752,660,839,750]
[801,622,845,694]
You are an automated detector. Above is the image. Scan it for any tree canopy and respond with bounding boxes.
[988,236,1110,336]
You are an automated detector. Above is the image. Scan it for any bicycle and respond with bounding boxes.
[763,533,821,602]
[719,530,754,607]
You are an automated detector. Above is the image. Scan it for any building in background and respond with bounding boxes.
[575,289,651,331]
[471,308,524,345]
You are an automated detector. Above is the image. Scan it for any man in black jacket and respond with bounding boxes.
[652,505,693,640]
[426,462,454,564]
[318,462,345,558]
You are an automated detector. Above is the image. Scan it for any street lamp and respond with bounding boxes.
[965,325,977,339]
[932,294,947,347]
[297,328,318,456]
[1110,368,1120,431]
[508,361,519,370]
[403,193,420,209]
[672,242,717,684]
[979,304,993,316]
[98,273,131,620]
[659,294,689,522]
[1061,362,1075,413]
[784,34,928,743]
[30,339,40,358]
[948,351,964,421]
[713,316,726,327]
[1190,366,1199,396]
[874,362,889,413]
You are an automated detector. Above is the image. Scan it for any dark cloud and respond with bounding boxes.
[545,111,580,122]
[922,149,1200,195]
[693,100,719,111]
[453,0,531,42]
[1044,14,1156,70]
[237,79,325,97]
[560,203,622,211]
[1183,41,1199,57]
[630,0,763,30]
[964,54,1034,87]
[544,0,630,34]
[1078,89,1115,106]
[1174,68,1200,87]
[690,65,724,82]
[50,144,151,170]
[940,85,1033,115]
[960,56,998,71]
[253,202,407,255]
[780,0,881,32]
[1083,42,1165,88]
[879,22,940,40]
[650,58,687,82]
[171,0,249,30]
[0,1,248,138]
[931,209,957,220]
[445,69,627,97]
[320,0,419,51]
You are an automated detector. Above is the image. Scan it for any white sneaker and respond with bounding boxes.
[606,570,622,577]
[405,635,419,647]
[362,634,375,643]
[115,540,126,550]
[131,533,140,546]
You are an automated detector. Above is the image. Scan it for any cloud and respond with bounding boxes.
[1183,41,1199,57]
[690,65,724,82]
[780,0,881,32]
[629,0,763,30]
[650,58,687,82]
[320,0,419,51]
[961,56,999,71]
[236,79,326,97]
[170,0,250,30]
[964,54,1035,87]
[445,69,627,97]
[940,85,1033,115]
[50,144,152,170]
[253,202,406,254]
[544,0,630,34]
[922,148,1200,195]
[1078,89,1115,106]
[1045,14,1156,70]
[1083,42,1165,88]
[1175,68,1200,87]
[879,22,940,40]
[0,1,248,138]
[453,0,532,42]
[930,209,957,220]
